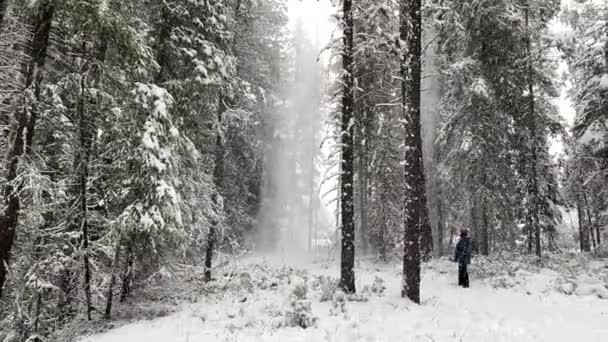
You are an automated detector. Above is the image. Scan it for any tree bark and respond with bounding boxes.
[379,191,387,262]
[76,69,95,320]
[357,130,369,254]
[205,95,226,282]
[576,196,588,252]
[481,201,489,255]
[400,0,425,304]
[420,192,433,259]
[594,212,601,247]
[308,131,316,252]
[0,0,54,298]
[0,0,8,30]
[524,5,542,258]
[582,193,596,250]
[436,198,444,256]
[338,0,356,294]
[120,238,134,302]
[104,241,121,319]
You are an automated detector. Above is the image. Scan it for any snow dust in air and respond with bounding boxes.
[254,0,336,265]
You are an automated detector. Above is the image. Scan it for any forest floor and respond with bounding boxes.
[74,253,608,342]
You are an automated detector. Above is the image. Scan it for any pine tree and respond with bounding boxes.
[562,1,608,252]
[436,0,562,255]
[0,0,55,298]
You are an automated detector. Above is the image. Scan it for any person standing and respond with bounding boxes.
[454,228,472,288]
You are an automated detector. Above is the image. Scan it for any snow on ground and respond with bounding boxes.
[78,256,608,342]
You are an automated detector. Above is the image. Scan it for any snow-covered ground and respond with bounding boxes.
[78,256,608,342]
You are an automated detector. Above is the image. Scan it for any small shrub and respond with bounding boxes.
[369,276,386,296]
[329,289,347,317]
[283,277,317,329]
[285,299,317,328]
[318,276,338,302]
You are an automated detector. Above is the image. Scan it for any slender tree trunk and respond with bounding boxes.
[33,284,42,338]
[120,238,134,302]
[582,193,596,250]
[338,0,356,294]
[593,209,601,247]
[308,132,316,252]
[379,191,387,262]
[595,222,601,247]
[420,193,433,259]
[205,95,226,282]
[400,0,425,304]
[576,196,587,252]
[0,0,8,30]
[0,1,54,298]
[104,241,121,319]
[524,5,542,258]
[481,201,489,255]
[436,198,444,256]
[357,132,369,254]
[76,69,94,320]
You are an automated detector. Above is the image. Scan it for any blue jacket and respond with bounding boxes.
[455,237,471,265]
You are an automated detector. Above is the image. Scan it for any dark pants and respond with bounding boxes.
[458,263,469,288]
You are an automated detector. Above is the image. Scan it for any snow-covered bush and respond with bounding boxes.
[368,276,386,296]
[329,289,347,317]
[318,276,339,302]
[283,277,317,328]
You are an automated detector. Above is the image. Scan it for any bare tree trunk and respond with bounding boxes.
[379,191,387,262]
[400,0,425,304]
[524,5,542,258]
[576,197,588,252]
[308,132,316,252]
[593,209,601,247]
[481,201,489,256]
[76,69,95,320]
[33,284,42,339]
[0,0,54,298]
[0,0,8,30]
[120,238,134,302]
[205,95,226,282]
[582,193,596,250]
[104,241,121,319]
[420,194,433,259]
[436,198,444,256]
[596,222,601,247]
[357,134,369,254]
[338,0,356,294]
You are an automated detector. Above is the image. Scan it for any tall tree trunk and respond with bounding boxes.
[595,221,601,248]
[104,240,121,319]
[400,0,425,304]
[576,196,588,252]
[120,237,134,302]
[357,131,369,254]
[0,0,8,30]
[481,201,489,255]
[308,132,316,252]
[524,5,542,258]
[0,0,54,298]
[436,197,444,256]
[582,193,596,250]
[205,95,226,282]
[379,191,387,262]
[76,69,95,320]
[338,0,356,294]
[420,193,433,259]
